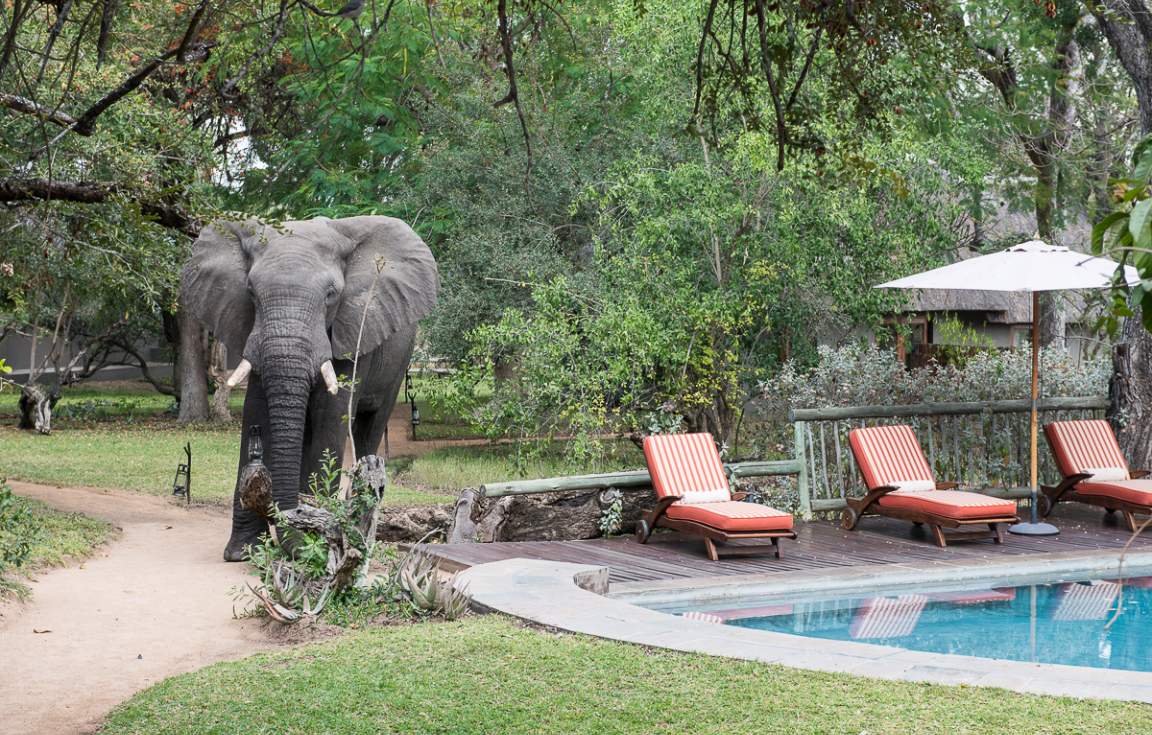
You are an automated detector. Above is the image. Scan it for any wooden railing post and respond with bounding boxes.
[795,420,811,519]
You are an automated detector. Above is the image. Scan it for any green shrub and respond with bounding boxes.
[0,480,44,594]
[0,481,41,570]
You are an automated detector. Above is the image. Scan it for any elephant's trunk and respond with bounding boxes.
[260,323,316,512]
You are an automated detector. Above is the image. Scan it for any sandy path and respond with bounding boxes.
[0,481,275,735]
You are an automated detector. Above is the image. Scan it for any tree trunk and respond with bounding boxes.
[208,339,234,422]
[1092,0,1152,135]
[176,309,210,423]
[1038,292,1066,348]
[1094,1,1152,465]
[17,382,57,434]
[1110,312,1152,469]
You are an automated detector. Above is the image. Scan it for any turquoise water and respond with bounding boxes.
[705,577,1152,672]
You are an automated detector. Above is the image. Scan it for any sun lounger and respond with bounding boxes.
[1042,419,1152,532]
[845,425,1018,546]
[635,433,796,561]
[848,594,928,640]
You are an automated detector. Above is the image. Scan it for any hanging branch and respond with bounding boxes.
[494,0,533,174]
[220,0,291,98]
[97,0,118,67]
[38,0,214,150]
[36,0,75,82]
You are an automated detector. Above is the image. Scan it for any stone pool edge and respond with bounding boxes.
[610,548,1152,610]
[456,557,1152,704]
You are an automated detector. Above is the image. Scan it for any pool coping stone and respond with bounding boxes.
[456,556,1152,703]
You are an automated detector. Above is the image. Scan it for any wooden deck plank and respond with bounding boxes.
[423,505,1152,585]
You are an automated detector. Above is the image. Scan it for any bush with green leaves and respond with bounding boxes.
[759,343,1109,415]
[0,480,42,583]
[463,133,975,463]
[747,344,1111,500]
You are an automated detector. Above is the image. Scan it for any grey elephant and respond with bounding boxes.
[180,215,439,561]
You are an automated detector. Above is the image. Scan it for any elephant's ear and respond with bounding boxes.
[327,216,440,358]
[180,220,261,357]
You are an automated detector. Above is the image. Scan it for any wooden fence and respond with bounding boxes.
[790,395,1108,517]
[476,395,1109,519]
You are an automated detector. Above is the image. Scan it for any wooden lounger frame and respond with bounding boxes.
[841,481,1017,547]
[1040,432,1151,533]
[635,492,798,561]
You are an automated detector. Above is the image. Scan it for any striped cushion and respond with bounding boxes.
[876,490,1017,520]
[848,595,928,639]
[1052,581,1120,621]
[681,611,724,624]
[665,500,794,532]
[1077,480,1152,507]
[643,433,731,504]
[848,425,935,491]
[1045,420,1129,479]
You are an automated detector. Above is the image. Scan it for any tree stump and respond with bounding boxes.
[17,383,58,434]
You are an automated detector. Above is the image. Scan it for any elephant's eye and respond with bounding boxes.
[326,285,338,301]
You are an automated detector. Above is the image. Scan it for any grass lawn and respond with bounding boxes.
[1,493,116,599]
[0,425,242,502]
[100,615,1152,735]
[0,382,641,510]
[397,441,641,491]
[23,498,116,567]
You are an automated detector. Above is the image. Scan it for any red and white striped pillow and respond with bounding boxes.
[642,433,732,504]
[1046,420,1129,480]
[848,425,936,492]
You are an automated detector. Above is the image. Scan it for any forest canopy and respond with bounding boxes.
[2,0,1150,450]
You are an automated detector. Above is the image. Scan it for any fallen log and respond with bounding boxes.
[467,486,657,542]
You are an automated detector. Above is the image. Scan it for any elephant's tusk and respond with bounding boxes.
[320,361,339,395]
[226,359,253,388]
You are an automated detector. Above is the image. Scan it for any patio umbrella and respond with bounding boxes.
[877,240,1139,536]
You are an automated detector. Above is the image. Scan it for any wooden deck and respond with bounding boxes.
[424,505,1152,586]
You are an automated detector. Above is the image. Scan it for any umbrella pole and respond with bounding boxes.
[1009,292,1059,536]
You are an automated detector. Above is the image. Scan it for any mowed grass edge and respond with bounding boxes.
[99,615,1152,735]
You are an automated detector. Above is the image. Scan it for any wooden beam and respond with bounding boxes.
[790,395,1108,422]
[480,459,804,498]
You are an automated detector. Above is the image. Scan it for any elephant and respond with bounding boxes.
[180,215,439,561]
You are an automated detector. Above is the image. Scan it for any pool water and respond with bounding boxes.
[689,576,1152,672]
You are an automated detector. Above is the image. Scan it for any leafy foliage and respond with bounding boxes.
[466,134,972,454]
[1093,135,1152,331]
[0,480,41,576]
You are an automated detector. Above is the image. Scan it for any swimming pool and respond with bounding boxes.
[672,574,1152,673]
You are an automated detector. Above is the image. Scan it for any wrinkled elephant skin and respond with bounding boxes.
[180,216,439,561]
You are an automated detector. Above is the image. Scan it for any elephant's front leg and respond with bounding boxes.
[299,366,355,495]
[223,372,274,562]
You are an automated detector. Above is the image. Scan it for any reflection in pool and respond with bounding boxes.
[689,577,1152,672]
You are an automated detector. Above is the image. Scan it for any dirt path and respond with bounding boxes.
[0,482,276,735]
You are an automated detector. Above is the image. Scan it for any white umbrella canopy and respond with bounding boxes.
[876,240,1139,536]
[879,240,1139,292]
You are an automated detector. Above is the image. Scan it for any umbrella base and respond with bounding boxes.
[1008,521,1060,536]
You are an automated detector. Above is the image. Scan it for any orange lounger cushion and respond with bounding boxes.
[876,490,1016,520]
[665,501,794,533]
[1076,480,1152,507]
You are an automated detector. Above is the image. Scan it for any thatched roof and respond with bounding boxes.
[898,289,1089,325]
[902,290,1033,324]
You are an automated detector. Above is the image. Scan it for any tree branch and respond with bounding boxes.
[0,178,199,236]
[0,92,79,129]
[494,0,532,174]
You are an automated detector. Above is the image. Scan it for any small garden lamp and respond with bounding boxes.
[171,442,192,505]
[405,369,420,436]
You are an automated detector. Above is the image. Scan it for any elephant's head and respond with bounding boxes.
[180,215,439,505]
